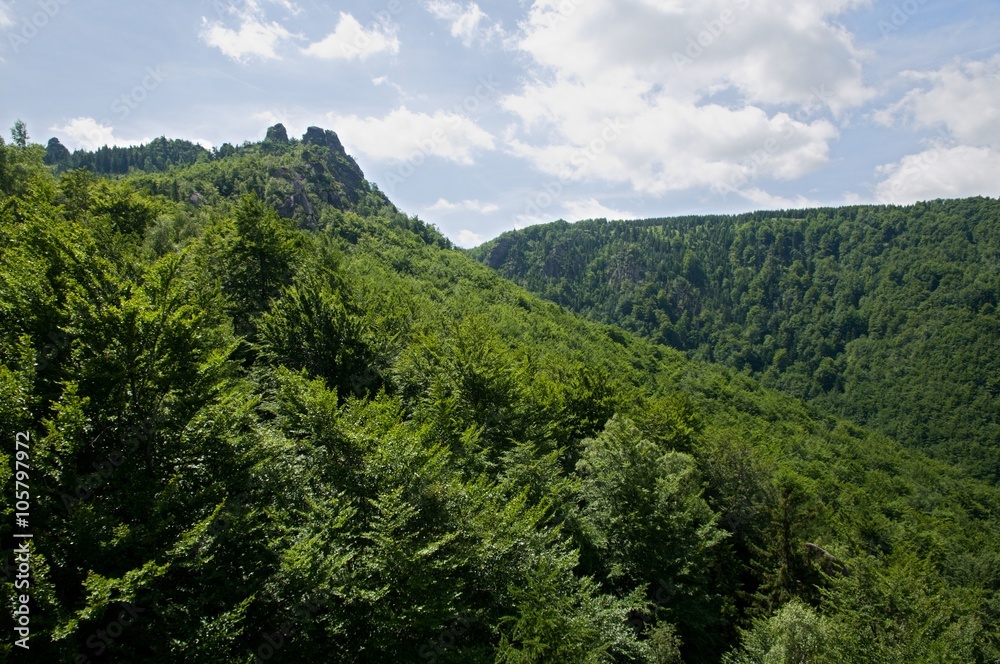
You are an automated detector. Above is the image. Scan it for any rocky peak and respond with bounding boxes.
[302,126,346,153]
[265,126,372,228]
[43,137,71,165]
[265,123,289,144]
[300,126,367,205]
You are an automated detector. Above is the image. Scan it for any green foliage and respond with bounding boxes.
[256,241,381,398]
[3,125,999,663]
[197,193,302,338]
[575,416,729,656]
[88,179,160,236]
[723,600,837,664]
[496,553,650,663]
[472,201,1000,479]
[44,136,211,175]
[749,470,825,613]
[12,119,29,147]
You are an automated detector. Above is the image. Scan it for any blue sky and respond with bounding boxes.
[1,0,998,246]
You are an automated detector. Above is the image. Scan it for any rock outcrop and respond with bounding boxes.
[301,126,366,206]
[265,123,290,144]
[43,137,71,166]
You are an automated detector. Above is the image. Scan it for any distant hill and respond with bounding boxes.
[471,201,1000,480]
[44,135,211,174]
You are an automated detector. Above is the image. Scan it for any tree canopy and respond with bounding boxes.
[471,202,1000,480]
[2,123,999,662]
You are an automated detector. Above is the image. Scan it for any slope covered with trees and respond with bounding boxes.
[43,136,212,176]
[471,204,1000,481]
[2,124,999,662]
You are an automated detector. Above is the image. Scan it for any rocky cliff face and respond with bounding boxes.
[301,126,367,204]
[264,125,371,229]
[272,166,318,228]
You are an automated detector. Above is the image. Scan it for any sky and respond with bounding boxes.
[1,0,999,247]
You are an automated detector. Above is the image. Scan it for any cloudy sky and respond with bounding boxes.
[1,0,998,246]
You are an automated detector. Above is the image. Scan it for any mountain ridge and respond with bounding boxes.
[470,200,1000,480]
[2,123,998,662]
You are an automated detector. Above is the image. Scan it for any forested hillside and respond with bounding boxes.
[42,136,211,176]
[2,125,999,662]
[471,204,1000,480]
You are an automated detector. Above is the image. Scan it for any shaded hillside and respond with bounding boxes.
[471,202,1000,480]
[2,126,999,662]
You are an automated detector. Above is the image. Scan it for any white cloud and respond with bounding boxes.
[876,55,1000,148]
[455,229,485,247]
[873,56,1000,204]
[50,118,214,152]
[0,2,14,29]
[562,198,634,221]
[201,1,295,62]
[504,91,839,195]
[875,145,1000,203]
[425,1,502,47]
[303,12,399,60]
[252,109,302,136]
[254,110,285,125]
[737,188,823,209]
[516,0,872,111]
[50,118,146,151]
[429,198,500,214]
[372,75,409,98]
[513,212,550,228]
[502,0,871,196]
[429,198,456,210]
[511,197,637,226]
[329,106,495,164]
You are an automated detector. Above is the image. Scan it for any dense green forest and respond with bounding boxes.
[42,136,212,176]
[471,204,1000,481]
[2,124,999,662]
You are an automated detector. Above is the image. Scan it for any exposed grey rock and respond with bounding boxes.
[265,123,289,144]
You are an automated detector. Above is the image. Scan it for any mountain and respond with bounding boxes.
[2,125,999,662]
[470,203,1000,481]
